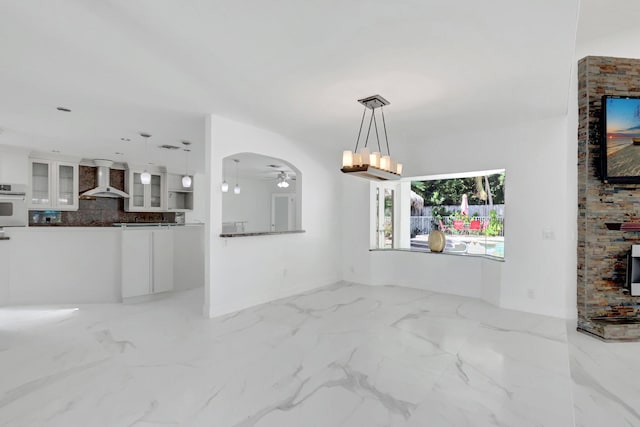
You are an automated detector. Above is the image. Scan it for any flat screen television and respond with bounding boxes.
[601,95,640,183]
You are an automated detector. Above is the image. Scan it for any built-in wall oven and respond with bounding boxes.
[0,184,27,227]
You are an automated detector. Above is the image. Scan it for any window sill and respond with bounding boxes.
[369,247,505,262]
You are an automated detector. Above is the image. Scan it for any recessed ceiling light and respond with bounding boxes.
[115,152,124,155]
[120,137,131,142]
[56,107,71,112]
[52,149,60,153]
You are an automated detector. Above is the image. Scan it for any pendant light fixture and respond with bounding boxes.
[140,133,152,185]
[221,160,229,193]
[341,95,402,181]
[233,159,241,195]
[181,141,192,188]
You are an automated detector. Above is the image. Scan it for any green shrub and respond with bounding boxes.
[485,209,502,237]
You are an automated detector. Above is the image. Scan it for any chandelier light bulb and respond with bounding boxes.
[390,158,398,174]
[359,147,370,165]
[370,152,381,168]
[342,150,354,168]
[380,155,391,171]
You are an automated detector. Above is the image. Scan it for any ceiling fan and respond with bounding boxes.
[262,168,296,188]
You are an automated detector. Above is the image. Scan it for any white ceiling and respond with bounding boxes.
[0,0,629,174]
[576,0,640,46]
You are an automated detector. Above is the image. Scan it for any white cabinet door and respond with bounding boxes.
[125,169,166,212]
[28,159,52,208]
[152,229,174,293]
[121,230,152,298]
[149,174,163,210]
[28,159,79,210]
[55,162,79,210]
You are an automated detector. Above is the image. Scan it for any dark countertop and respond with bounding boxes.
[29,222,180,227]
[114,222,203,228]
[29,223,118,227]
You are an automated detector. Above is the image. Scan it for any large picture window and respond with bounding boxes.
[372,169,505,260]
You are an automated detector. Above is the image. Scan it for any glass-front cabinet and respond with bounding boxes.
[125,168,166,212]
[28,159,79,210]
[57,163,76,208]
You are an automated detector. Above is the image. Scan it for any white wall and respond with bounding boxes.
[205,115,341,317]
[185,173,207,224]
[342,116,575,318]
[575,28,640,61]
[0,146,29,184]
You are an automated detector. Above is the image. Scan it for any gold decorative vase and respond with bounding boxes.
[428,230,446,252]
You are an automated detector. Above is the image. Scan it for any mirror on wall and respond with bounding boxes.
[221,152,302,234]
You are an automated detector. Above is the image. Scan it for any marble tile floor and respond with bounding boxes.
[0,283,639,427]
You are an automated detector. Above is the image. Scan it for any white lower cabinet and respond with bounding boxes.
[121,228,174,298]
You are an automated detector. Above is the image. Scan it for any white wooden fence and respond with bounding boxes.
[411,204,505,217]
[410,215,505,236]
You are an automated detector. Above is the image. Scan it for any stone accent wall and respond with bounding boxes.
[578,56,640,339]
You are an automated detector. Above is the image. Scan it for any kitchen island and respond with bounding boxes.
[0,224,204,306]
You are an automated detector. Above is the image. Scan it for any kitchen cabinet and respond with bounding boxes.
[28,159,79,210]
[166,173,194,211]
[125,168,166,212]
[121,228,174,298]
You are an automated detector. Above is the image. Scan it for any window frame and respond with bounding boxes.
[370,169,505,260]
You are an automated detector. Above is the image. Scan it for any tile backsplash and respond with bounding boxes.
[29,166,175,226]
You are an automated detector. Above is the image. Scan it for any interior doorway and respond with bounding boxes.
[271,194,295,232]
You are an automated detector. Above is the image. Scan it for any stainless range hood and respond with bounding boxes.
[80,160,130,199]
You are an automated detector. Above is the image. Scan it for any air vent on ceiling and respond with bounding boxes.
[159,144,181,150]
